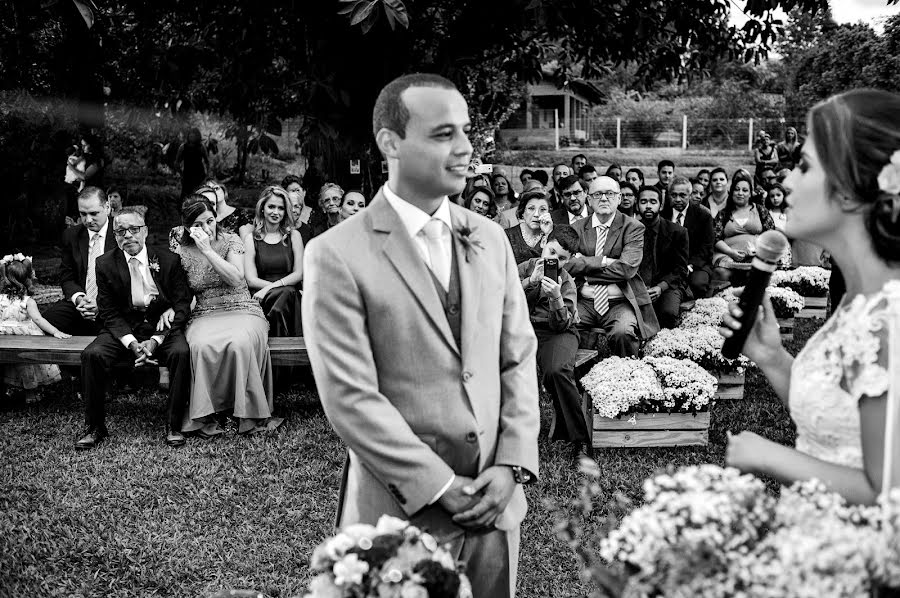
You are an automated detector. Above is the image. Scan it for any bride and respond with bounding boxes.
[720,89,900,504]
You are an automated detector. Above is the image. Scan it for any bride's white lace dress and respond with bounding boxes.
[789,280,900,468]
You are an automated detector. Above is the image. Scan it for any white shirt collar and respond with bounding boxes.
[383,184,452,237]
[92,220,109,240]
[591,212,615,229]
[673,205,688,219]
[123,245,149,265]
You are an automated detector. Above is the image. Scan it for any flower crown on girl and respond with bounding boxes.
[0,253,36,298]
[0,253,32,267]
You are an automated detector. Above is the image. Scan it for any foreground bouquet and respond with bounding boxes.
[305,515,472,598]
[770,266,830,297]
[581,356,716,418]
[644,325,751,373]
[719,285,805,319]
[558,464,900,598]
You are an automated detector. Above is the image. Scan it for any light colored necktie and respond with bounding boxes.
[85,233,103,302]
[421,218,450,292]
[593,224,609,316]
[128,257,146,308]
[676,212,684,226]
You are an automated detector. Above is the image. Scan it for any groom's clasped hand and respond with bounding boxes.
[440,466,517,529]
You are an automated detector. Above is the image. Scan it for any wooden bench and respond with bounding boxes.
[574,348,599,373]
[0,336,310,367]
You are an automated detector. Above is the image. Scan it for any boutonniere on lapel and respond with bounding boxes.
[148,256,160,273]
[451,225,484,263]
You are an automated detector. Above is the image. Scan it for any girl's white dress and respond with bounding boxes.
[0,294,61,390]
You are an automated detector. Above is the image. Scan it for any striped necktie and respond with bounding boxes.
[593,223,609,316]
[85,233,103,302]
[676,211,684,227]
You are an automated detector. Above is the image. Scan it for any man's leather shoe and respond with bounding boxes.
[75,428,108,450]
[165,430,186,447]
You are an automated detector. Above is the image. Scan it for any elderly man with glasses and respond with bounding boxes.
[564,176,659,357]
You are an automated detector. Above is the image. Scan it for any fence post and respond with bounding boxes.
[682,115,688,150]
[748,118,754,151]
[616,117,621,149]
[554,109,560,151]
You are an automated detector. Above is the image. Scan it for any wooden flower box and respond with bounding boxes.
[798,295,827,319]
[589,409,710,448]
[777,317,795,342]
[714,369,745,400]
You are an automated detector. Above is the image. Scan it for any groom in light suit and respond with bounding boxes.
[302,74,539,598]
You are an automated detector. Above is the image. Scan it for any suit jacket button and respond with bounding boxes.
[465,432,477,443]
[448,304,459,316]
[462,371,472,382]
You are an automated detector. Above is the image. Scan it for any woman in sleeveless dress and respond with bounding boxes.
[721,89,900,504]
[243,186,304,337]
[172,195,281,436]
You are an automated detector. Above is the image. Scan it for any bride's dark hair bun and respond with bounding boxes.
[868,192,900,262]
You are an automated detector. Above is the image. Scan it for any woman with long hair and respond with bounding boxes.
[625,168,644,190]
[775,126,802,170]
[702,167,729,218]
[463,185,499,220]
[711,170,776,281]
[243,186,304,338]
[721,88,900,504]
[168,181,253,251]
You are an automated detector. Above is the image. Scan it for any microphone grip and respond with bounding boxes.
[721,266,774,360]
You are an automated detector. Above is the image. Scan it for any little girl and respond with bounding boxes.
[765,183,793,267]
[1,254,69,402]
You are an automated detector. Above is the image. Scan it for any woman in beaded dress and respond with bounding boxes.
[721,89,900,504]
[173,195,281,436]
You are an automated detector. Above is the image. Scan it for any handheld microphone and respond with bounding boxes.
[721,230,790,360]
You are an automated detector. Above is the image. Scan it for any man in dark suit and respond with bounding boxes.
[661,176,716,299]
[549,175,590,226]
[565,176,660,357]
[75,208,193,449]
[637,186,689,329]
[654,159,675,211]
[42,187,118,335]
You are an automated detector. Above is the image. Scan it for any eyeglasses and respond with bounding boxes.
[589,190,619,200]
[670,192,690,199]
[561,190,583,199]
[321,195,342,205]
[113,225,146,237]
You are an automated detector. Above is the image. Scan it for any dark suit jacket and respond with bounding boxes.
[662,204,715,273]
[550,206,590,227]
[59,223,118,300]
[564,211,660,339]
[639,218,689,292]
[95,248,193,343]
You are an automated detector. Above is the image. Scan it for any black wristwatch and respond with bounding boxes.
[510,466,532,484]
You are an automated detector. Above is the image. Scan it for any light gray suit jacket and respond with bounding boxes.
[302,189,539,541]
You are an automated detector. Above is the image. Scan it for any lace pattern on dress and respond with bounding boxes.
[789,280,900,469]
[175,233,265,323]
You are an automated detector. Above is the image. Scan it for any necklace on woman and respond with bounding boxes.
[520,224,543,247]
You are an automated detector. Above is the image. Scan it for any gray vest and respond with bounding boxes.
[427,243,462,349]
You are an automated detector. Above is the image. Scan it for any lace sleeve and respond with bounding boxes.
[169,226,184,252]
[841,289,900,402]
[223,233,245,256]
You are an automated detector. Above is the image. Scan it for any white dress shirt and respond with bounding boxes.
[671,206,687,226]
[120,246,165,349]
[568,205,589,224]
[71,220,109,304]
[382,184,456,504]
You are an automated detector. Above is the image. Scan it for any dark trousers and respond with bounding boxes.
[576,297,640,357]
[689,268,711,299]
[81,328,191,432]
[654,288,684,329]
[535,327,588,443]
[261,286,303,337]
[41,299,102,336]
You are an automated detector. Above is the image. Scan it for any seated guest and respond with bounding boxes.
[550,175,589,225]
[106,187,124,213]
[571,153,588,175]
[712,170,777,282]
[549,163,572,209]
[654,159,675,209]
[243,186,304,338]
[617,182,638,218]
[463,185,499,221]
[168,182,252,250]
[690,177,706,206]
[579,164,599,188]
[766,182,790,232]
[636,185,689,329]
[702,167,729,218]
[625,167,644,190]
[662,176,716,300]
[695,169,711,194]
[173,196,281,436]
[281,174,312,225]
[339,190,366,219]
[605,163,623,182]
[504,190,553,264]
[498,178,540,228]
[311,182,344,238]
[491,173,517,213]
[565,176,659,357]
[42,186,117,336]
[518,225,588,446]
[285,185,314,246]
[759,167,778,192]
[76,208,193,449]
[518,168,534,188]
[531,169,550,189]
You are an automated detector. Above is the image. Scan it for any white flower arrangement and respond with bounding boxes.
[770,266,830,297]
[580,356,663,418]
[306,514,472,598]
[644,325,751,373]
[679,297,730,329]
[644,356,717,413]
[721,285,805,319]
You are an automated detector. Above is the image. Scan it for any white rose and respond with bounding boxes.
[878,161,900,196]
[375,514,409,536]
[341,523,377,544]
[332,553,369,587]
[325,533,356,560]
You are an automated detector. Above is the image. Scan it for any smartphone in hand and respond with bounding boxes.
[543,257,559,282]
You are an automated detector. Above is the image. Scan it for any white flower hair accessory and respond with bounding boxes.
[0,253,32,266]
[877,149,900,223]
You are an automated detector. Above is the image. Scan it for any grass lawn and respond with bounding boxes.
[0,317,818,598]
